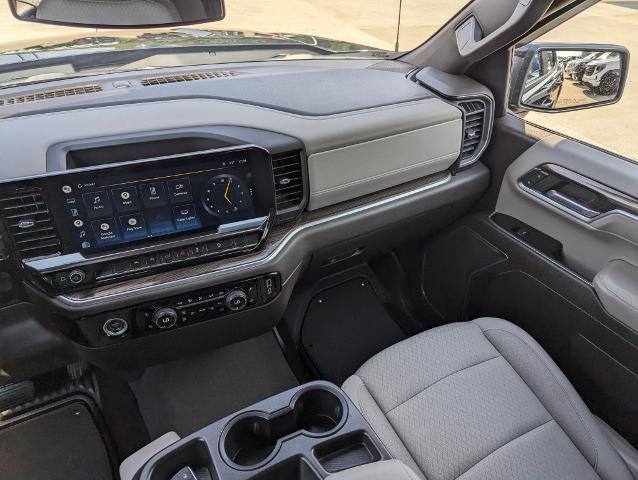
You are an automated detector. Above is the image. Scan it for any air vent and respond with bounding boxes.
[0,188,61,260]
[272,151,305,221]
[140,70,238,86]
[457,98,489,166]
[0,85,102,106]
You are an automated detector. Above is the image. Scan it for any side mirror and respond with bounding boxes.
[8,0,225,28]
[509,43,629,113]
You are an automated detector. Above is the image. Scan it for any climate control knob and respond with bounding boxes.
[225,289,248,311]
[152,307,178,329]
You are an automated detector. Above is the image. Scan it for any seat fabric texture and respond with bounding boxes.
[342,317,634,480]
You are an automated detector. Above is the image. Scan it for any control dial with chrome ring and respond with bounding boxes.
[225,289,248,311]
[152,307,178,329]
[103,317,128,337]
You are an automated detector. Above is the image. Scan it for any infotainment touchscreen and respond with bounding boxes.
[44,147,275,254]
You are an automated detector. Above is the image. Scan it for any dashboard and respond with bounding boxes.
[0,59,493,370]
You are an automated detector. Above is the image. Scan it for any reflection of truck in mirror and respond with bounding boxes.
[565,52,603,81]
[582,52,621,96]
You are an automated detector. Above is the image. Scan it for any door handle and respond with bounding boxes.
[546,189,601,218]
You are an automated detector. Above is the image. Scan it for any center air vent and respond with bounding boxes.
[457,98,489,166]
[140,71,238,86]
[272,151,306,223]
[0,188,61,260]
[0,85,102,107]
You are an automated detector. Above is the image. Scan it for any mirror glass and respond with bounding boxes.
[8,0,224,28]
[520,49,625,111]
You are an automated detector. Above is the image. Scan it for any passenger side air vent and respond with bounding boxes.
[456,98,491,167]
[0,188,61,260]
[272,150,306,223]
[0,85,102,106]
[140,70,238,86]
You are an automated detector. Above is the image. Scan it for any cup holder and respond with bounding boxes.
[222,387,346,468]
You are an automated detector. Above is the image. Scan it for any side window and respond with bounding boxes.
[511,1,636,161]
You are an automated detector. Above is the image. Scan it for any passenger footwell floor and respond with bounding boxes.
[301,277,407,385]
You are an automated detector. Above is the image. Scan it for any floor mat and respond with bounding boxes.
[0,399,113,480]
[131,332,298,439]
[301,277,407,385]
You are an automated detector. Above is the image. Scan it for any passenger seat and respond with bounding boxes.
[342,318,635,480]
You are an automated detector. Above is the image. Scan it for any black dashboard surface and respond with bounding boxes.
[0,61,427,119]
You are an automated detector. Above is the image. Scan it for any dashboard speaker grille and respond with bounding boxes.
[458,99,486,162]
[140,71,238,86]
[272,151,305,220]
[0,85,102,106]
[0,188,61,260]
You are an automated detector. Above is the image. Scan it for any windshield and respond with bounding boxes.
[0,0,468,87]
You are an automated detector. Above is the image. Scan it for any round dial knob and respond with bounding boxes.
[103,317,128,337]
[152,307,178,329]
[225,289,248,311]
[69,269,86,285]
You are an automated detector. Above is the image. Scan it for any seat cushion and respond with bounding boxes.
[342,318,633,480]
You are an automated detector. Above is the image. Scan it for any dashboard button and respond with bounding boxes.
[55,271,70,287]
[112,186,141,213]
[120,213,148,240]
[68,269,86,285]
[208,238,232,253]
[140,183,168,208]
[83,190,113,218]
[173,204,200,230]
[91,218,120,245]
[167,178,193,204]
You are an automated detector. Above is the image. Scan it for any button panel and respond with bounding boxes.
[136,273,281,335]
[96,232,261,282]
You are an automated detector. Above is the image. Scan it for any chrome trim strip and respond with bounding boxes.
[217,217,268,234]
[56,172,452,307]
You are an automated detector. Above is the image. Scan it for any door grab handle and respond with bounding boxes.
[546,190,600,218]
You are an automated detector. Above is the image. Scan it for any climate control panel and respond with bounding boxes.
[75,273,281,346]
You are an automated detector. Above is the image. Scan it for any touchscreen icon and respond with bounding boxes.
[120,191,131,200]
[100,222,110,231]
[128,217,138,226]
[73,219,84,228]
[141,183,168,208]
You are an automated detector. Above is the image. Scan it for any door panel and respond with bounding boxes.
[496,133,638,282]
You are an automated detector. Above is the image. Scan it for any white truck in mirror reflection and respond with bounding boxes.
[581,52,622,96]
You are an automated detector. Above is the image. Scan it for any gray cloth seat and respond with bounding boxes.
[342,318,634,480]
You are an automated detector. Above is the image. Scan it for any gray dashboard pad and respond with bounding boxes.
[0,61,463,210]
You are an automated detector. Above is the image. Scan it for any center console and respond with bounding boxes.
[133,381,390,480]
